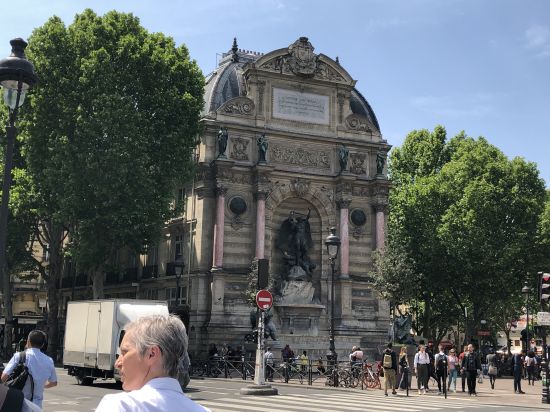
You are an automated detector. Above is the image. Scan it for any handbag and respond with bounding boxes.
[488,365,497,375]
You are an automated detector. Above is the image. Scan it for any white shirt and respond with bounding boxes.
[414,351,430,367]
[4,347,57,408]
[96,377,211,412]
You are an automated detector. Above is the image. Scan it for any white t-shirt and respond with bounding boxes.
[96,377,210,412]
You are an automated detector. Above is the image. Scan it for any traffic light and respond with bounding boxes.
[539,272,550,307]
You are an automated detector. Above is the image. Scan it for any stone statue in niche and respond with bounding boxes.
[248,309,277,341]
[217,127,228,158]
[338,144,349,174]
[257,132,268,163]
[275,209,318,304]
[376,151,385,175]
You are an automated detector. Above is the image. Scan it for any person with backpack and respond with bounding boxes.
[434,344,447,395]
[414,344,430,394]
[1,330,57,408]
[382,342,397,396]
[525,350,537,386]
[460,344,481,396]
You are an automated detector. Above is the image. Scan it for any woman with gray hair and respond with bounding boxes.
[96,315,209,411]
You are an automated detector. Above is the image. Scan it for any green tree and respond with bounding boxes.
[18,10,203,356]
[373,126,546,343]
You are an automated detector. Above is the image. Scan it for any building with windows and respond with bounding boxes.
[57,37,391,358]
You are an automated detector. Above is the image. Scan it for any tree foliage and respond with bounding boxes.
[372,126,546,343]
[22,9,204,291]
[11,9,204,356]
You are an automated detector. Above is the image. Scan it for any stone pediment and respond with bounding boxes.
[217,96,255,116]
[254,37,354,85]
[345,113,376,133]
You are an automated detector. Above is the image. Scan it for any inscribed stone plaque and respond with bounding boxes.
[272,88,329,125]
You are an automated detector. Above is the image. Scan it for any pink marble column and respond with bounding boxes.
[337,200,351,278]
[255,192,266,259]
[375,204,386,250]
[212,187,227,269]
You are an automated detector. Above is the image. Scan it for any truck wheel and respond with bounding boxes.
[76,375,94,386]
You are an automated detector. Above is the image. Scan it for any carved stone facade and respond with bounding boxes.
[81,38,391,360]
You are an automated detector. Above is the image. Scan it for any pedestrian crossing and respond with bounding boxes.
[194,391,500,412]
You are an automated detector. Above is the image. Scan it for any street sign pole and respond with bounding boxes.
[254,309,266,385]
[241,289,277,396]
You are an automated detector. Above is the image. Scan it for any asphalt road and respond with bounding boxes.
[43,368,548,412]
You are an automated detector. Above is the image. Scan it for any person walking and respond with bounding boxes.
[264,347,274,382]
[458,345,468,392]
[382,343,398,396]
[512,350,525,394]
[299,351,309,374]
[525,350,537,386]
[434,344,447,395]
[460,344,481,396]
[1,330,57,408]
[398,346,410,390]
[486,349,499,390]
[447,348,459,393]
[414,344,430,394]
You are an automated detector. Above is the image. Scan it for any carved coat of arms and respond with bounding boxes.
[287,37,317,77]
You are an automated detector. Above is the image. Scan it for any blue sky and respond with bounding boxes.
[2,0,549,186]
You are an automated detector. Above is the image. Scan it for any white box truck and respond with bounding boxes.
[63,299,169,385]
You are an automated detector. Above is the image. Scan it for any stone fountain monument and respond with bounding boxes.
[274,209,324,336]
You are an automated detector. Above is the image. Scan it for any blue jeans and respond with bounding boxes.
[513,367,522,392]
[447,368,458,391]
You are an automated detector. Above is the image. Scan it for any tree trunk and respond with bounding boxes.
[422,296,432,340]
[91,268,104,299]
[44,221,64,362]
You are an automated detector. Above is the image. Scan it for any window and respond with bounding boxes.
[145,289,158,300]
[177,187,186,203]
[146,245,158,266]
[174,235,184,260]
[166,286,186,306]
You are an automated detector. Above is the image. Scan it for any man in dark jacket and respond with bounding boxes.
[383,342,398,396]
[512,350,525,394]
[460,344,481,396]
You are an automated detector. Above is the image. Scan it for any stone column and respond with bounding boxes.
[374,204,386,250]
[337,199,351,279]
[212,186,227,269]
[255,192,267,259]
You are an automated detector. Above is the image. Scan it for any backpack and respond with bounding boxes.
[5,351,34,400]
[0,385,24,412]
[436,355,446,372]
[383,352,393,368]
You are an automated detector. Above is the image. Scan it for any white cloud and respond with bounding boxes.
[410,93,496,118]
[524,24,550,58]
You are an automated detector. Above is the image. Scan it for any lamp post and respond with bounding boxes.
[522,281,530,352]
[173,256,185,308]
[325,227,340,385]
[0,38,37,358]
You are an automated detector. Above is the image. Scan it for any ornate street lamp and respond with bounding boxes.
[0,38,37,358]
[324,227,340,385]
[173,256,185,308]
[522,281,531,352]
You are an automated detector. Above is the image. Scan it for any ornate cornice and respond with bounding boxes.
[218,96,255,116]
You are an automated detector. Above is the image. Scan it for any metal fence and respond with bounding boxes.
[189,357,384,389]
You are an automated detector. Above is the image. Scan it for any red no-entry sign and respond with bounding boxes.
[256,289,273,310]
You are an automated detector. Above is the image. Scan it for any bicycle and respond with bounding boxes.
[361,361,382,389]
